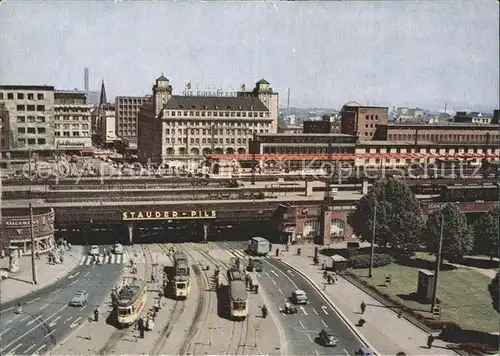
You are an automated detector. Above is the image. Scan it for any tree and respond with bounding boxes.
[488,272,499,313]
[424,204,474,261]
[473,205,500,260]
[347,178,425,255]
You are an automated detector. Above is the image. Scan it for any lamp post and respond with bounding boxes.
[361,195,377,278]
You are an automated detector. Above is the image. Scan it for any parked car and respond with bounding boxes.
[113,243,124,255]
[291,289,309,304]
[89,245,100,256]
[319,328,338,347]
[70,290,89,307]
[355,347,374,356]
[247,258,263,272]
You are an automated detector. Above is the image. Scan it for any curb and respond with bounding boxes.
[278,259,380,356]
[0,247,85,306]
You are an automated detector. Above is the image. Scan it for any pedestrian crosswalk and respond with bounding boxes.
[78,254,126,265]
[223,249,271,260]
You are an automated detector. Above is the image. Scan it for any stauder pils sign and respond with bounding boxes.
[121,210,217,221]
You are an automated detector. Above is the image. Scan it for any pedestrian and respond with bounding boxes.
[327,275,332,284]
[427,334,435,349]
[151,272,155,283]
[360,301,366,314]
[321,262,326,270]
[94,308,99,322]
[35,251,40,260]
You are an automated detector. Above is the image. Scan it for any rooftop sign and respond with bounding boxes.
[182,82,246,97]
[122,210,217,221]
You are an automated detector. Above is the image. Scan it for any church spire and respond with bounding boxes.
[99,79,107,105]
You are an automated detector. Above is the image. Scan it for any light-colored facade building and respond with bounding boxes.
[454,111,492,125]
[0,85,55,158]
[99,104,117,145]
[115,95,149,150]
[138,75,278,164]
[54,91,93,153]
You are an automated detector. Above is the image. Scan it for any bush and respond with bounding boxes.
[349,253,394,269]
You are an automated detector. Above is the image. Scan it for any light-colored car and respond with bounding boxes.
[292,289,309,304]
[70,290,89,307]
[113,243,124,254]
[89,245,100,256]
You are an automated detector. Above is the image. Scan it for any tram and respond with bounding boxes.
[172,251,191,299]
[228,268,248,320]
[112,279,147,328]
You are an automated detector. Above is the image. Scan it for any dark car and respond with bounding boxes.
[319,328,338,347]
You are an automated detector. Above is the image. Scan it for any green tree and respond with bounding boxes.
[424,204,474,261]
[347,178,425,255]
[488,272,499,313]
[473,206,500,260]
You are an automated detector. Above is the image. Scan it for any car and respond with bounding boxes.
[89,245,100,256]
[291,289,309,304]
[355,347,374,356]
[319,328,338,347]
[113,243,124,254]
[247,258,263,272]
[70,290,89,307]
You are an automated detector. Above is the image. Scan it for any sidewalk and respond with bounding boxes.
[278,245,458,356]
[0,245,84,304]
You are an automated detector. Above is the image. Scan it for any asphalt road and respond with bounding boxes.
[214,240,364,356]
[0,245,123,356]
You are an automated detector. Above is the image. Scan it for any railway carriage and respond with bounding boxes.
[113,279,147,328]
[228,268,248,320]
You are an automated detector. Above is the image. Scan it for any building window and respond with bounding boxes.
[17,127,26,134]
[201,112,205,117]
[17,93,24,100]
[37,127,46,134]
[16,104,25,111]
[195,111,200,116]
[27,127,36,134]
[27,116,35,123]
[27,104,35,111]
[17,116,25,123]
[36,105,45,111]
[0,93,3,99]
[375,115,378,120]
[17,138,26,145]
[38,138,46,144]
[37,93,44,100]
[27,138,36,145]
[259,112,264,117]
[55,131,61,136]
[28,93,34,100]
[73,132,80,137]
[63,131,70,137]
[7,93,14,99]
[36,116,46,123]
[189,111,194,116]
[183,111,188,116]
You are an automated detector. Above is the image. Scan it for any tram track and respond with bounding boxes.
[187,244,251,356]
[98,244,153,355]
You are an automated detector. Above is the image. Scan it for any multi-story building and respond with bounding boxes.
[0,104,7,159]
[278,125,302,134]
[99,104,117,147]
[115,95,149,151]
[374,122,500,145]
[454,111,492,125]
[53,90,93,154]
[394,107,425,122]
[0,85,55,158]
[138,75,278,164]
[340,102,389,140]
[303,114,341,134]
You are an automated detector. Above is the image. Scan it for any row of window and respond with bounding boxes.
[54,115,91,121]
[165,137,247,145]
[387,133,500,142]
[263,146,355,154]
[364,115,379,121]
[164,110,267,118]
[363,147,498,154]
[17,127,46,134]
[164,121,270,128]
[165,128,268,136]
[1,92,45,100]
[55,107,90,113]
[16,104,46,112]
[55,123,89,129]
[17,138,46,146]
[17,116,46,124]
[360,158,488,165]
[55,131,90,137]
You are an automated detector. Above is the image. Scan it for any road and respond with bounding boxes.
[0,245,124,356]
[214,240,364,356]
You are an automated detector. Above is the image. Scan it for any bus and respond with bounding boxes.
[248,237,270,256]
[172,251,190,299]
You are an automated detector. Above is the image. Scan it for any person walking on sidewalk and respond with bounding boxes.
[360,301,366,314]
[427,334,435,349]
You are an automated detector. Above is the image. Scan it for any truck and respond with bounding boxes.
[248,237,270,256]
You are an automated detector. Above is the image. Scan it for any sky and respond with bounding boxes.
[0,0,498,111]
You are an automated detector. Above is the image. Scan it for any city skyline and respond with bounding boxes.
[0,1,498,111]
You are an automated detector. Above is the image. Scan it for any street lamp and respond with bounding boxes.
[361,195,377,278]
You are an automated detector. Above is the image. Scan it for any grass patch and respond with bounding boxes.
[351,262,499,333]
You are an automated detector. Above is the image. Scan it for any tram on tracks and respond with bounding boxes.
[172,251,191,299]
[227,267,248,320]
[112,278,147,328]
